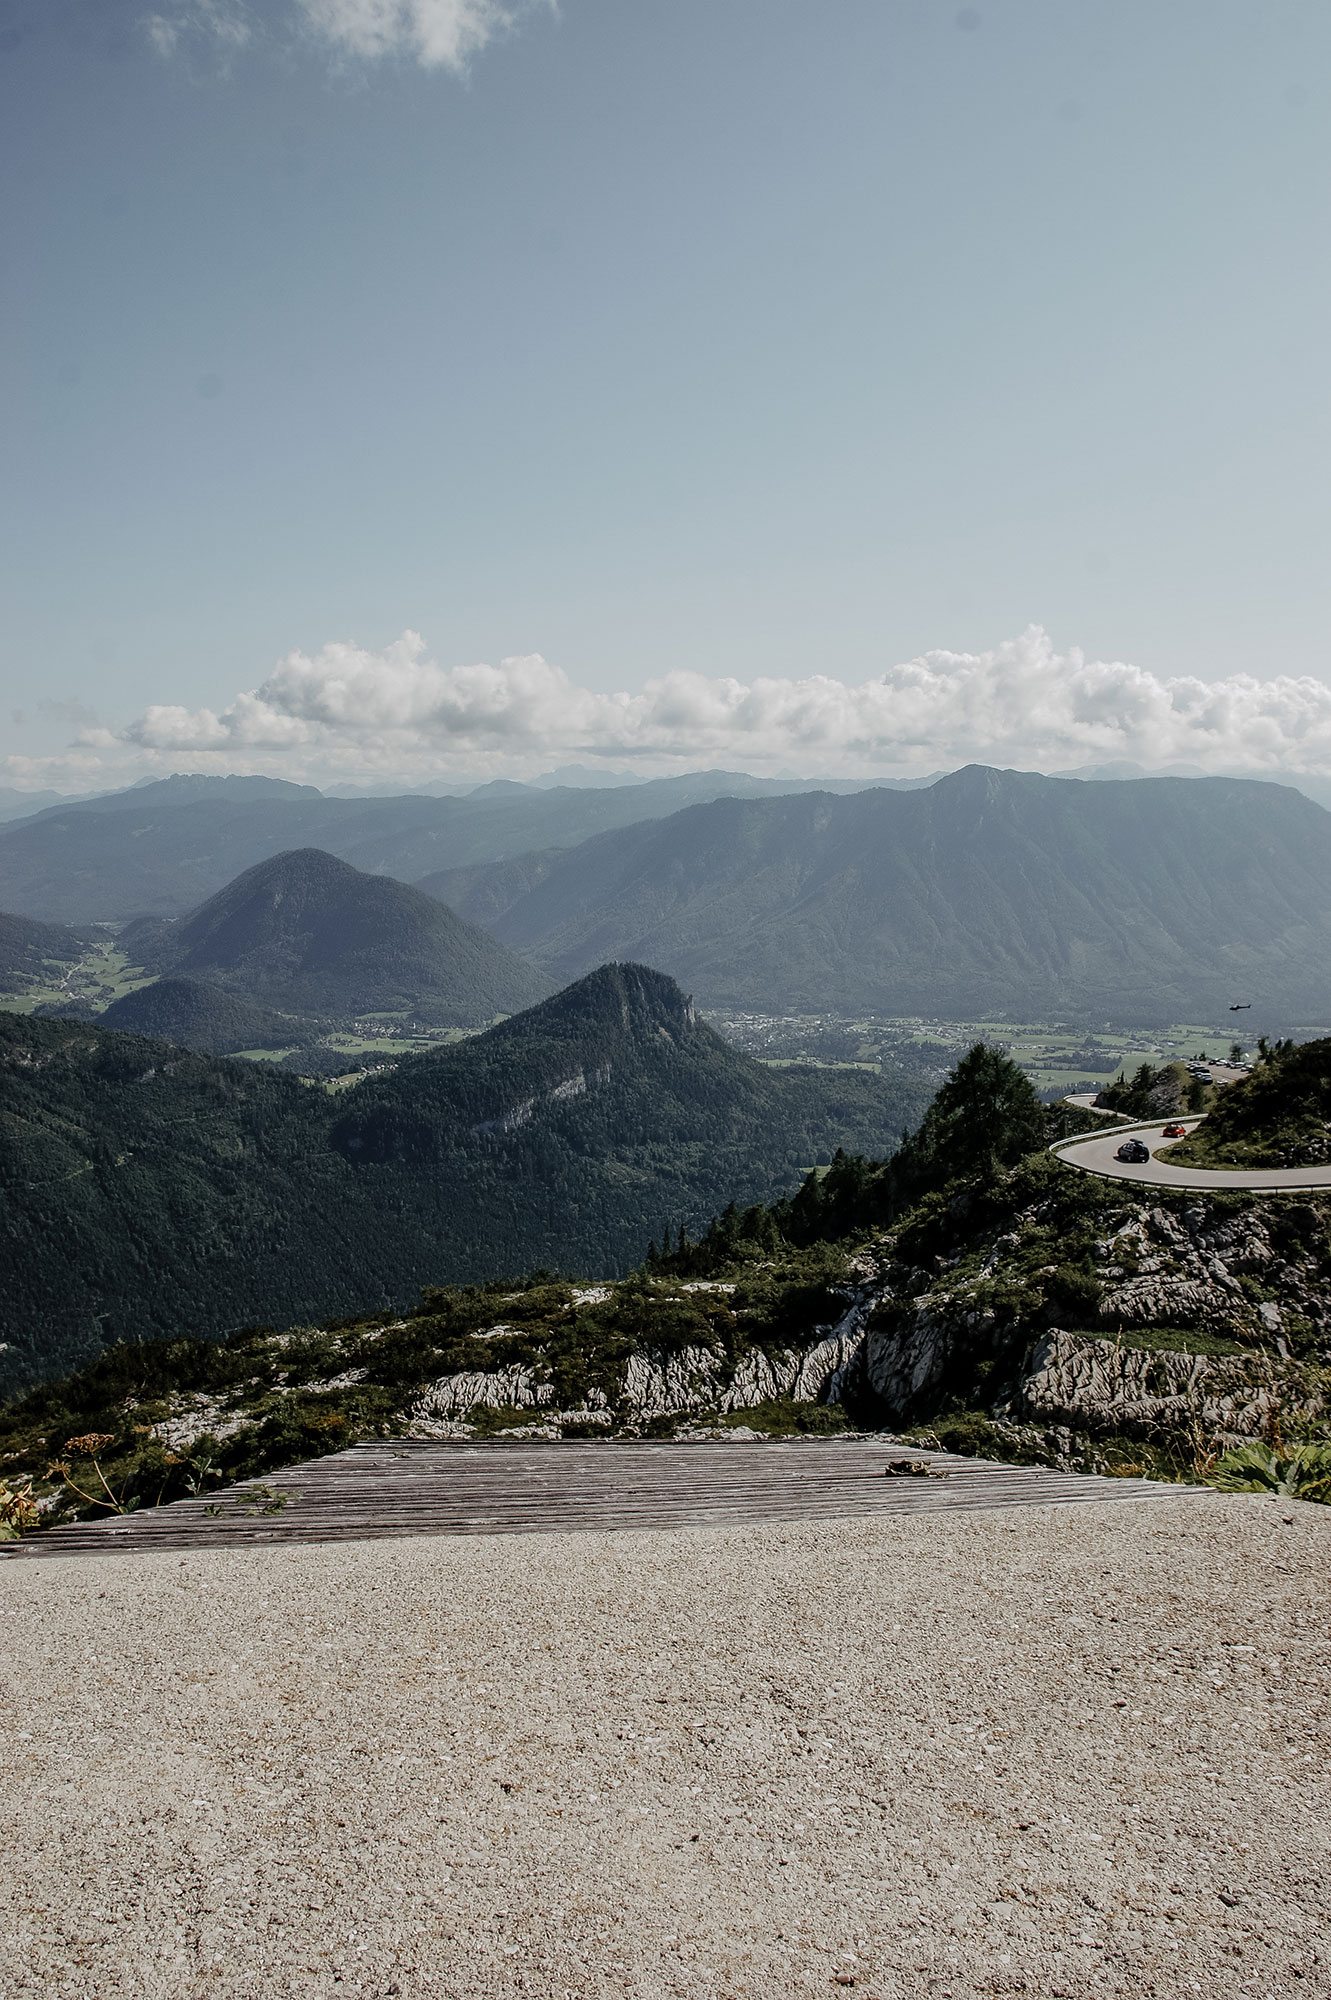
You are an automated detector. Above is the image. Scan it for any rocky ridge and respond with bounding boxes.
[825,1184,1331,1471]
[405,1327,864,1439]
[334,1190,1330,1466]
[8,1157,1331,1534]
[114,1192,1331,1467]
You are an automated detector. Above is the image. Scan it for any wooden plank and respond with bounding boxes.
[1,1438,1206,1559]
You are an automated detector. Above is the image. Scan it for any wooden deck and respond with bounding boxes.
[1,1438,1205,1560]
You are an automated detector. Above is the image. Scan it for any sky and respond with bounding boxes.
[2,0,1330,792]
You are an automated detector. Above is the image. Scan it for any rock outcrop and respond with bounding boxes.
[398,1180,1330,1452]
[849,1187,1331,1454]
[405,1325,868,1437]
[1012,1329,1325,1446]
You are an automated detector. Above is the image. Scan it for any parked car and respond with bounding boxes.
[1115,1138,1151,1163]
[1161,1123,1187,1139]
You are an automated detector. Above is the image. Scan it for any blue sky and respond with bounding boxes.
[3,0,1330,789]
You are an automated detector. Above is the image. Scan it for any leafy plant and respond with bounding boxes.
[1208,1442,1331,1504]
[229,1483,294,1516]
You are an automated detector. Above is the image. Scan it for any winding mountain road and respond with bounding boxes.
[1051,1117,1331,1192]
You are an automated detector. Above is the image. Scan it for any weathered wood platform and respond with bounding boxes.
[1,1438,1205,1560]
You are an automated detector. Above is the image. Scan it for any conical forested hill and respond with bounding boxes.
[331,961,931,1275]
[334,960,915,1178]
[142,847,551,1026]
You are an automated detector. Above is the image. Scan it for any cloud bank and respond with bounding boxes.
[63,624,1331,791]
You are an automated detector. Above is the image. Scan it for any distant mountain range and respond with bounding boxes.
[0,964,931,1392]
[0,770,912,923]
[0,788,68,823]
[8,763,1331,1029]
[420,766,1331,1024]
[118,847,550,1029]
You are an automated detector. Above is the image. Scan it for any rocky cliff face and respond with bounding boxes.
[827,1181,1331,1471]
[1013,1329,1324,1448]
[405,1324,866,1439]
[385,1185,1329,1465]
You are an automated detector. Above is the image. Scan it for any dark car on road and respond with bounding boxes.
[1115,1138,1151,1163]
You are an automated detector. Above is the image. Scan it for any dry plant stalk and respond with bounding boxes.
[0,1478,41,1540]
[47,1433,135,1516]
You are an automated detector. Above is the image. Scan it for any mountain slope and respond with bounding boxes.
[0,1012,383,1391]
[99,977,303,1054]
[140,849,551,1025]
[0,911,96,993]
[329,960,936,1281]
[0,771,897,922]
[429,767,1331,1022]
[0,970,931,1392]
[333,960,921,1194]
[1166,1038,1331,1169]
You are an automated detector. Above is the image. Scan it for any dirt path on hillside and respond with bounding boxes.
[1,1496,1326,1999]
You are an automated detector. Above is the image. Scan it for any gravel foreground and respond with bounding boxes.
[1,1494,1327,2000]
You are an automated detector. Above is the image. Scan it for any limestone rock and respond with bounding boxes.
[1016,1328,1324,1442]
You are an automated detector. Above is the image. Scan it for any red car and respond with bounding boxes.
[1161,1122,1187,1139]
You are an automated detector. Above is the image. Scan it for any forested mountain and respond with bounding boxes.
[424,766,1331,1023]
[331,961,918,1184]
[0,769,894,922]
[125,849,550,1026]
[99,977,302,1054]
[0,967,931,1393]
[0,910,97,991]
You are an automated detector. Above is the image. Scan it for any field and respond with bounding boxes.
[703,1010,1269,1100]
[3,950,1320,1110]
[1,939,156,1015]
[0,949,487,1077]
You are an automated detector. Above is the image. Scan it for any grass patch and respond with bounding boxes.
[1064,1323,1249,1358]
[715,1397,850,1436]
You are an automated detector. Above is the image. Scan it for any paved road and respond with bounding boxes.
[1062,1063,1250,1122]
[1052,1117,1331,1191]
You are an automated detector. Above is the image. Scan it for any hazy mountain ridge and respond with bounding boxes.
[423,766,1331,1023]
[0,770,904,923]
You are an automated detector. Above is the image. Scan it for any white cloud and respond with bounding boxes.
[143,0,253,59]
[294,0,513,70]
[145,0,527,71]
[93,624,1331,788]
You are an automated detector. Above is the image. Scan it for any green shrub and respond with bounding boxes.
[1208,1443,1331,1503]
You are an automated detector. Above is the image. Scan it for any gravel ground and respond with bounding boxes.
[1,1493,1327,2000]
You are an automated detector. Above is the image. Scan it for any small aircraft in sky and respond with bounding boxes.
[1229,1002,1252,1011]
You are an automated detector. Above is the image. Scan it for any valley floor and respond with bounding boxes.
[1,1496,1326,2000]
